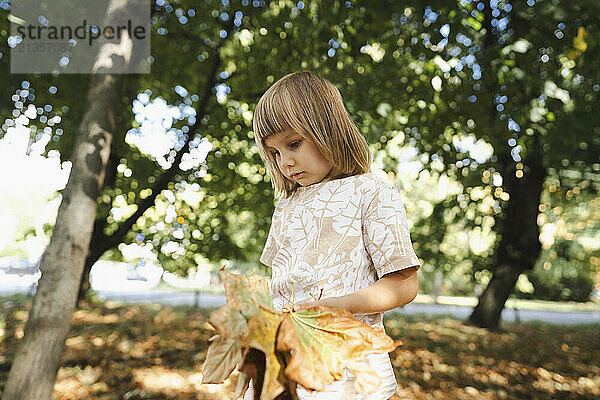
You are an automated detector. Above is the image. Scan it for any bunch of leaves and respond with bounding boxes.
[202,269,401,400]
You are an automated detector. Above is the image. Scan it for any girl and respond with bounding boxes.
[249,71,420,400]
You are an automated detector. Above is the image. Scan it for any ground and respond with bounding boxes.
[1,297,598,399]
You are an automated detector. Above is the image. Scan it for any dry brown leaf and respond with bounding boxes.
[204,269,281,397]
[209,303,248,339]
[201,335,243,384]
[276,306,401,394]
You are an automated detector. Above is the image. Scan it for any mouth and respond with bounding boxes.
[290,172,304,179]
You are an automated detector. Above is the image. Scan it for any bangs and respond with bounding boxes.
[253,71,371,198]
[253,85,309,144]
[252,84,309,198]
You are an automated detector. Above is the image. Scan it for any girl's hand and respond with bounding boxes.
[294,267,419,315]
[293,288,329,311]
[294,297,339,311]
[293,300,322,311]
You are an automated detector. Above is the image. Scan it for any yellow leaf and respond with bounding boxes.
[573,27,587,52]
[276,306,401,395]
[202,335,243,384]
[219,268,273,318]
[209,304,248,339]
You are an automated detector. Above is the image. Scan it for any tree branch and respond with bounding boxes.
[88,25,234,261]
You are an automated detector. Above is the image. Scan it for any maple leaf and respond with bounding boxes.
[219,267,273,318]
[209,303,248,339]
[204,270,401,398]
[276,306,401,395]
[204,269,285,399]
[201,334,243,384]
[202,304,248,384]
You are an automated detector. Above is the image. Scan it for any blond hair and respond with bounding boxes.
[253,71,371,197]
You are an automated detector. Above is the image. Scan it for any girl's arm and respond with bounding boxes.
[296,266,419,315]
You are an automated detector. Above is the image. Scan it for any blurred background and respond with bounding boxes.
[0,0,598,313]
[1,1,600,399]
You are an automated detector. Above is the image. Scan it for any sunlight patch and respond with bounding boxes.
[133,366,239,398]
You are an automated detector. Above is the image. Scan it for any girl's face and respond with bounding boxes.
[265,130,333,187]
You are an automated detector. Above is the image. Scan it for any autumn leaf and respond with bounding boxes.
[573,27,587,52]
[204,269,284,398]
[202,304,249,384]
[201,335,243,384]
[205,271,400,398]
[242,306,285,400]
[276,306,401,395]
[209,303,248,339]
[219,268,273,318]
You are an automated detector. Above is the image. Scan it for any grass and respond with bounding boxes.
[1,296,599,400]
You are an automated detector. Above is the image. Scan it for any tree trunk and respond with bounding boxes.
[1,73,119,400]
[76,143,120,302]
[469,137,546,330]
[74,34,228,306]
[466,4,545,330]
[76,219,109,304]
[0,2,131,394]
[76,249,98,304]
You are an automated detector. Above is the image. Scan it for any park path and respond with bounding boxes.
[94,290,600,326]
[3,286,598,325]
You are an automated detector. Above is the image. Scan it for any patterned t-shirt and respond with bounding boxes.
[259,172,420,400]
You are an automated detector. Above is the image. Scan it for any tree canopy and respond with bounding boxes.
[1,0,598,315]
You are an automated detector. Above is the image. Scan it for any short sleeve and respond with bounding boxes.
[362,183,421,279]
[259,221,278,268]
[260,197,284,268]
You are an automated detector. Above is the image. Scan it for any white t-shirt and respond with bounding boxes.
[256,172,420,400]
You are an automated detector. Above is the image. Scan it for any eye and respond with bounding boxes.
[289,140,301,149]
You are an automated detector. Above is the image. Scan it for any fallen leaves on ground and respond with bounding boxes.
[386,317,600,400]
[1,295,599,400]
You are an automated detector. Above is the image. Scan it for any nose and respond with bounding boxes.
[280,151,295,168]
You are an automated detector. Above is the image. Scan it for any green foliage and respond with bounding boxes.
[517,180,600,302]
[522,239,596,302]
[1,0,598,300]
